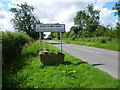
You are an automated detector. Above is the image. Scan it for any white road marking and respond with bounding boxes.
[75,47,100,54]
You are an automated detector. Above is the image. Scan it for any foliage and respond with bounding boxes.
[93,25,107,37]
[46,32,54,40]
[69,30,77,40]
[112,1,120,37]
[62,31,70,39]
[57,36,119,51]
[62,24,119,41]
[74,10,87,29]
[76,36,112,43]
[74,4,100,35]
[2,41,119,88]
[53,32,60,40]
[47,32,60,40]
[77,30,91,38]
[86,4,100,31]
[10,2,42,39]
[49,4,119,41]
[2,31,32,62]
[70,26,81,34]
[112,1,120,17]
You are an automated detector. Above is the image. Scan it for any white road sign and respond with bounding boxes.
[36,24,65,32]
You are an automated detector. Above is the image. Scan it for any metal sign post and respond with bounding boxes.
[60,32,62,52]
[39,32,42,50]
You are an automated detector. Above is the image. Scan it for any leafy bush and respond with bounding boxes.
[2,31,32,62]
[63,32,70,39]
[69,31,77,40]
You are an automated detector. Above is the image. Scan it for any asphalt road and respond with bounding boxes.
[47,40,119,79]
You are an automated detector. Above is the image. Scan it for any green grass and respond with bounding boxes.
[56,39,119,51]
[3,40,120,88]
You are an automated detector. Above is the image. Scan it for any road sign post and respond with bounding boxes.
[60,32,62,52]
[36,23,65,52]
[39,32,42,50]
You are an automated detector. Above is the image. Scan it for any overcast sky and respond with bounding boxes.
[0,0,118,36]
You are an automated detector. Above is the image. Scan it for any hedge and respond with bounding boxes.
[2,31,32,63]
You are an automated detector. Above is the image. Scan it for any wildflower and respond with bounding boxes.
[63,71,65,72]
[73,71,76,73]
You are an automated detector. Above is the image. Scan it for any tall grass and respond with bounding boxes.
[2,40,120,88]
[60,36,119,51]
[76,37,118,43]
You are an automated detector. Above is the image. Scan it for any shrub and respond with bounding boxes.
[99,39,106,43]
[2,31,32,62]
[63,32,70,39]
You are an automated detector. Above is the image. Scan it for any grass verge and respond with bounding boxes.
[3,40,120,88]
[56,39,119,51]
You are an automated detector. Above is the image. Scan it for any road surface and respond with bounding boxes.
[47,40,119,79]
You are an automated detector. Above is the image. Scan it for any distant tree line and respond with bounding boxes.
[48,2,120,40]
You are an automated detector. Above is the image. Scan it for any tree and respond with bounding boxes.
[86,4,100,32]
[113,1,120,38]
[62,31,70,39]
[69,30,77,40]
[47,32,60,40]
[47,32,54,40]
[93,25,107,37]
[10,2,41,39]
[112,1,120,17]
[70,26,81,34]
[74,4,100,37]
[53,32,60,40]
[74,10,87,29]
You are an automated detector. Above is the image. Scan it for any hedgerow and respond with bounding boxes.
[2,31,32,63]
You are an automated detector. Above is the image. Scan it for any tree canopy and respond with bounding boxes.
[112,1,120,17]
[74,4,100,34]
[10,2,41,39]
